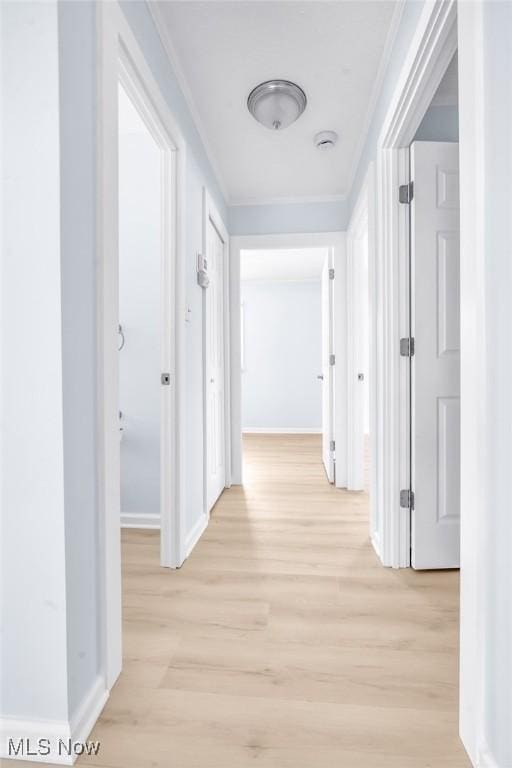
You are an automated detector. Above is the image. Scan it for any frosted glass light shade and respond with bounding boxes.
[247,80,307,131]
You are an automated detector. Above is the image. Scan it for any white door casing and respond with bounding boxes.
[205,216,227,511]
[321,254,335,483]
[410,141,460,570]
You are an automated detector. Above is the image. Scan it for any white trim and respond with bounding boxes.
[375,0,457,568]
[230,232,346,488]
[69,677,108,759]
[184,513,209,559]
[371,530,382,561]
[146,1,230,203]
[120,513,160,529]
[243,427,322,435]
[96,0,188,695]
[0,677,108,766]
[476,745,500,768]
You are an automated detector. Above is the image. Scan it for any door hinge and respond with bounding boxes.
[329,353,335,366]
[399,181,414,204]
[400,489,415,510]
[330,439,335,453]
[329,268,335,280]
[400,337,415,357]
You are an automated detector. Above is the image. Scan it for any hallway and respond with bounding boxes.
[74,435,468,768]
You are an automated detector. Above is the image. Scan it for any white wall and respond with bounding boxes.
[1,0,230,745]
[229,199,348,236]
[59,0,101,717]
[119,87,161,523]
[458,3,512,766]
[241,280,322,431]
[1,0,69,724]
[414,104,459,142]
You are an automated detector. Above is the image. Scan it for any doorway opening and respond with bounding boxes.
[407,51,460,569]
[240,247,329,479]
[374,2,458,569]
[118,83,163,534]
[98,1,187,689]
[230,233,345,490]
[115,61,177,570]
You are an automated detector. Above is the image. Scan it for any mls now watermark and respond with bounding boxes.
[8,738,101,758]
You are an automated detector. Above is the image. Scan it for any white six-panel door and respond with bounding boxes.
[410,141,460,569]
[321,255,335,483]
[205,218,226,511]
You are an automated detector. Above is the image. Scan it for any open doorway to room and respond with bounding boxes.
[230,232,346,493]
[97,0,187,688]
[239,247,333,483]
[240,248,325,435]
[118,83,163,535]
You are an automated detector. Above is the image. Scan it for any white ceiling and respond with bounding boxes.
[153,1,400,204]
[241,248,327,282]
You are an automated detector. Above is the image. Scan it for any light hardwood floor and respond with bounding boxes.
[14,434,470,768]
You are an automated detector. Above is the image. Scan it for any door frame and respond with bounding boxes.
[376,0,457,568]
[97,0,187,690]
[229,232,346,487]
[202,189,231,521]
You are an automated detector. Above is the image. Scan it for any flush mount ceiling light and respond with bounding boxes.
[247,80,307,131]
[314,131,338,150]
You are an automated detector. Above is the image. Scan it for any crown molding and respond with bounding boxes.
[147,1,230,202]
[148,0,405,210]
[345,0,406,198]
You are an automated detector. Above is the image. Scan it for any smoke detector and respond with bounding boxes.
[314,131,338,150]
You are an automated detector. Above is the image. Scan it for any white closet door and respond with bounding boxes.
[410,141,460,569]
[205,219,226,511]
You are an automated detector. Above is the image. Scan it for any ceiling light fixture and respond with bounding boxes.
[314,131,338,150]
[247,79,307,131]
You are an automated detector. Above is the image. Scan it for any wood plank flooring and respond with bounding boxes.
[16,434,470,768]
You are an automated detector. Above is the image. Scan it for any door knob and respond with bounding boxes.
[317,374,324,380]
[358,373,364,381]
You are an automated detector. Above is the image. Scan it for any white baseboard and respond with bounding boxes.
[185,513,208,559]
[0,676,108,765]
[371,532,382,562]
[121,512,160,529]
[243,427,322,434]
[477,743,500,768]
[70,675,108,757]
